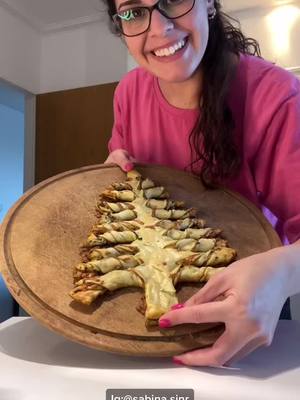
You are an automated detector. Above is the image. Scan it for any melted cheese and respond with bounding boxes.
[130,190,193,274]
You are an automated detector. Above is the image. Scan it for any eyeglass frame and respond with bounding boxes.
[112,0,196,37]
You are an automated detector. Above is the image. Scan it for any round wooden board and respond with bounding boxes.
[0,164,281,356]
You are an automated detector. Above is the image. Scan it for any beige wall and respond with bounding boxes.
[232,3,300,68]
[40,21,128,93]
[0,5,41,93]
[0,4,128,94]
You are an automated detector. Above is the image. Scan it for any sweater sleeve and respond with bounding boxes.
[108,84,125,153]
[254,88,300,243]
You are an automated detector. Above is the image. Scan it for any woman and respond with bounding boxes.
[103,0,300,366]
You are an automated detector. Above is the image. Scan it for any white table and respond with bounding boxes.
[1,317,300,400]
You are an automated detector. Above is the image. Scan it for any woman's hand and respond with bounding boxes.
[104,149,137,172]
[159,247,290,367]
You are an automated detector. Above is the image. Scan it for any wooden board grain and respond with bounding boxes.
[0,164,281,356]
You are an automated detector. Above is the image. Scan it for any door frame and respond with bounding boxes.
[24,93,36,190]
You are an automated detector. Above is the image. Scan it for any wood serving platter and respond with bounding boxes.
[0,164,281,356]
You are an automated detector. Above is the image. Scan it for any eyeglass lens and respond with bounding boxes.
[115,0,195,37]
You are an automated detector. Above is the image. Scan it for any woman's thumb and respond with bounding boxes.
[109,149,135,172]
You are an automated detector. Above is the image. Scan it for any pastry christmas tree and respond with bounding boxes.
[70,170,236,325]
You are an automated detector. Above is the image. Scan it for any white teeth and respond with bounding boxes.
[154,39,186,57]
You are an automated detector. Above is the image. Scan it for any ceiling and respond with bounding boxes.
[0,0,295,32]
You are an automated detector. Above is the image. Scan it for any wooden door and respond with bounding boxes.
[35,82,118,184]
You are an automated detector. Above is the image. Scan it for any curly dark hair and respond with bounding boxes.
[102,0,261,184]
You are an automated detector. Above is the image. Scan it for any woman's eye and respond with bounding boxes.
[119,8,145,21]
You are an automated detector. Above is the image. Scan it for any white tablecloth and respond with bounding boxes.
[0,317,300,400]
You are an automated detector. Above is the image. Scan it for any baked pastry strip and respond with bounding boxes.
[175,265,225,284]
[164,228,223,240]
[85,230,138,247]
[156,218,206,230]
[165,236,229,250]
[74,255,142,274]
[70,270,143,305]
[87,245,139,260]
[145,199,185,210]
[152,209,196,220]
[101,189,135,202]
[97,201,134,213]
[92,221,142,234]
[183,247,237,267]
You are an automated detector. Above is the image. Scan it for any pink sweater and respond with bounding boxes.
[109,54,300,244]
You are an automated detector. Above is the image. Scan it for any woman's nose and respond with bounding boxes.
[149,9,174,36]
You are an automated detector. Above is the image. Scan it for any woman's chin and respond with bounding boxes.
[149,60,199,83]
[156,70,196,83]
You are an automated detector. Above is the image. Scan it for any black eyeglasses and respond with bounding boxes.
[112,0,196,37]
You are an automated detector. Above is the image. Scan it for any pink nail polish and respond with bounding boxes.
[159,318,172,328]
[171,303,184,311]
[173,358,185,365]
[124,163,133,172]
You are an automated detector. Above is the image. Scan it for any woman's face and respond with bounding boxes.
[114,0,214,82]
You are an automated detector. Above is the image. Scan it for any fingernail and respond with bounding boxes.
[159,318,172,328]
[171,303,184,311]
[124,163,133,172]
[173,358,185,365]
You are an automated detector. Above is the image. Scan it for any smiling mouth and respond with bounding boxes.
[152,37,188,57]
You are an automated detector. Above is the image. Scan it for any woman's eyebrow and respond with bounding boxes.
[118,0,142,11]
